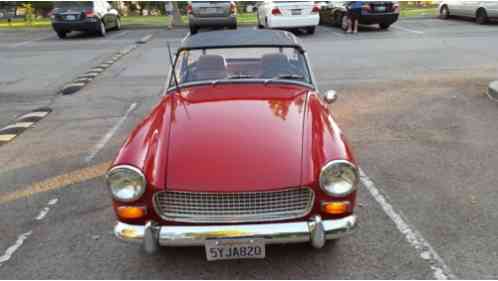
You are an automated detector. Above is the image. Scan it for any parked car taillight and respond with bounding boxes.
[84,8,96,17]
[271,7,282,16]
[187,4,193,14]
[230,2,237,14]
[312,5,320,13]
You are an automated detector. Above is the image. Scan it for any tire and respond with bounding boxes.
[476,8,488,25]
[98,21,106,37]
[379,23,391,30]
[115,17,121,31]
[440,5,449,19]
[307,26,316,34]
[190,26,198,35]
[56,31,67,39]
[229,23,237,30]
[334,11,343,27]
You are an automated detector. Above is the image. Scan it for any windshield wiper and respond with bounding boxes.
[273,74,305,80]
[228,74,254,79]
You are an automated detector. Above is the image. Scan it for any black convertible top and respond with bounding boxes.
[179,29,305,52]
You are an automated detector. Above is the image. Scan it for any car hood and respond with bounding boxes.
[165,83,309,192]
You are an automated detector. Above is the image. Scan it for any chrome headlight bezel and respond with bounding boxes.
[106,165,146,202]
[319,160,359,197]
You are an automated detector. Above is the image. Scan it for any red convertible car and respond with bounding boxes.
[107,29,358,260]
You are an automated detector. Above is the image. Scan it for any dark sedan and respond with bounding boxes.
[320,1,400,30]
[50,0,120,39]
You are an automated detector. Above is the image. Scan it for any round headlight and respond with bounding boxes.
[106,165,146,202]
[319,160,358,197]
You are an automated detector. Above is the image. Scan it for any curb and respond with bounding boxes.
[487,80,498,102]
[0,108,52,146]
[60,44,138,96]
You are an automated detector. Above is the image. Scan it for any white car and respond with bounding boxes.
[257,0,320,34]
[439,1,498,24]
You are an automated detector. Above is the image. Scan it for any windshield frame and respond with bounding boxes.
[167,46,317,92]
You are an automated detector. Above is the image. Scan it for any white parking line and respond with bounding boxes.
[0,231,32,267]
[0,198,58,267]
[9,35,54,48]
[84,103,137,163]
[359,168,456,280]
[112,31,129,39]
[391,25,424,34]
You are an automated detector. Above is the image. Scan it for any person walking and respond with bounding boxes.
[165,1,173,29]
[347,1,363,34]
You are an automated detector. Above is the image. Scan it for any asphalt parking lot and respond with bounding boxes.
[1,17,498,279]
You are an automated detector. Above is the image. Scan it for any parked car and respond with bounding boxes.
[320,1,400,30]
[50,0,120,39]
[439,1,498,24]
[257,1,321,34]
[187,1,237,35]
[109,29,358,260]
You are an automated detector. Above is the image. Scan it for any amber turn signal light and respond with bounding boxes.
[117,206,146,219]
[322,201,350,215]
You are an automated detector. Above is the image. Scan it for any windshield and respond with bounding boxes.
[171,47,311,87]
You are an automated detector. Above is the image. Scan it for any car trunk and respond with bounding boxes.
[273,1,315,17]
[53,1,94,21]
[366,1,396,13]
[192,1,231,17]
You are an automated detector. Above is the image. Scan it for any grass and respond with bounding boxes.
[0,13,258,29]
[0,18,51,28]
[0,6,437,30]
[399,3,438,17]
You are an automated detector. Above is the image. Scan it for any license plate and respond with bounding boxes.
[66,15,76,20]
[291,9,302,15]
[375,6,386,12]
[205,238,265,261]
[204,7,218,14]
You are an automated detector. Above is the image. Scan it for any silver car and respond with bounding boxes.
[439,1,498,24]
[187,1,237,35]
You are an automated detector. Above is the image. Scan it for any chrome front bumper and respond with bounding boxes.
[114,215,357,253]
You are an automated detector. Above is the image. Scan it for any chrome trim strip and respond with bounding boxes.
[166,79,315,94]
[152,187,315,224]
[114,215,357,248]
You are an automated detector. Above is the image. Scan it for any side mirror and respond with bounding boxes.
[324,90,338,104]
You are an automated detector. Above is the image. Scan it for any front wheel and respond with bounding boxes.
[306,26,316,34]
[56,31,67,39]
[190,26,198,35]
[229,24,237,30]
[476,9,488,25]
[98,21,106,37]
[379,23,391,30]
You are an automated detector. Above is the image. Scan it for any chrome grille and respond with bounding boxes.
[154,187,315,223]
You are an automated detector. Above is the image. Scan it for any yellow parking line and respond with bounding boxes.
[0,134,17,142]
[2,122,34,130]
[0,161,112,205]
